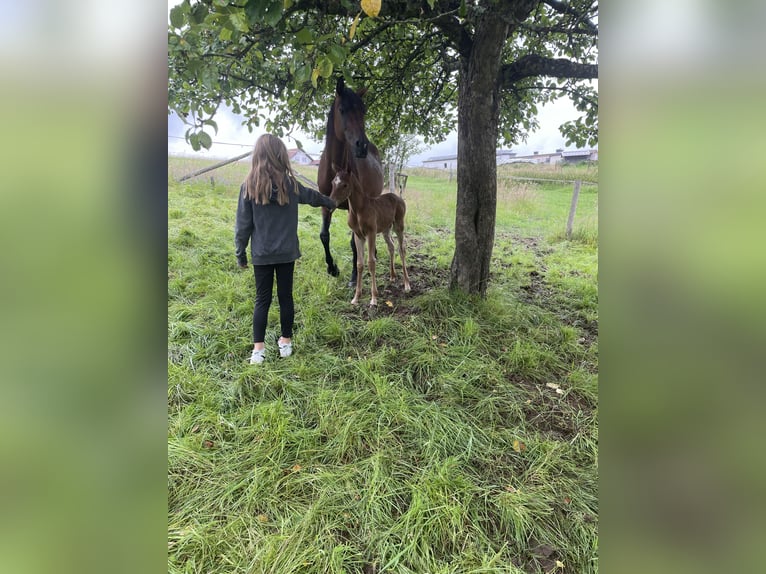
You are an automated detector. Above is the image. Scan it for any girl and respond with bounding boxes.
[235,134,336,364]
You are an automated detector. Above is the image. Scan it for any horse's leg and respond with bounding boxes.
[382,229,396,280]
[349,232,358,287]
[351,234,364,306]
[396,222,411,292]
[367,233,378,306]
[320,207,340,277]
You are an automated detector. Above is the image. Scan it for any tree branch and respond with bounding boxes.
[521,23,598,37]
[516,83,599,108]
[543,0,598,34]
[350,21,396,54]
[500,54,597,88]
[433,14,472,58]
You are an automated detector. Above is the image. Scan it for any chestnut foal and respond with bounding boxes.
[330,167,411,306]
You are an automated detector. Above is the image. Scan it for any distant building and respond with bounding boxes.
[422,154,459,170]
[422,150,519,169]
[561,149,598,163]
[422,148,597,168]
[495,149,518,165]
[288,148,314,165]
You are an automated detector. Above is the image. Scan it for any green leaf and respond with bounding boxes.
[229,12,250,32]
[186,58,202,76]
[189,133,200,151]
[311,68,320,88]
[264,1,283,27]
[428,0,436,10]
[219,27,233,41]
[169,5,185,29]
[328,44,347,66]
[198,131,213,150]
[284,0,293,9]
[295,63,311,83]
[244,0,264,26]
[295,27,313,44]
[317,55,333,78]
[201,67,217,90]
[190,3,209,24]
[204,120,218,135]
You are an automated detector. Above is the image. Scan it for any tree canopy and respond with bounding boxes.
[168,0,597,154]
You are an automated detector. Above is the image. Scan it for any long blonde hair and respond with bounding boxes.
[244,134,298,205]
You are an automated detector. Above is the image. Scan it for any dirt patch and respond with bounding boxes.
[506,373,594,441]
[524,542,564,574]
[337,249,448,319]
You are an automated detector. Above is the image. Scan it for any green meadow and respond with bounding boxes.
[168,156,598,573]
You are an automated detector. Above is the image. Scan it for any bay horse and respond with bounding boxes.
[317,77,383,284]
[330,167,411,306]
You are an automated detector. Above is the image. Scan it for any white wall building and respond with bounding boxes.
[422,154,458,170]
[288,148,314,165]
[422,148,597,168]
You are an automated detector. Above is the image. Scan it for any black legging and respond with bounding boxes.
[252,262,295,343]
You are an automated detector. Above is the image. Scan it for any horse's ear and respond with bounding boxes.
[357,87,368,98]
[331,162,339,172]
[336,77,345,96]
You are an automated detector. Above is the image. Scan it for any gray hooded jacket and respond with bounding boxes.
[235,177,335,266]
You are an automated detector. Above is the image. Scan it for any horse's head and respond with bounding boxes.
[329,164,353,205]
[333,77,370,159]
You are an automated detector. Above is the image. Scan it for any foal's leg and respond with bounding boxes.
[351,234,365,306]
[367,233,379,306]
[395,221,411,292]
[319,207,339,277]
[382,229,396,280]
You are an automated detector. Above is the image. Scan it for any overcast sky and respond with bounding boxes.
[168,95,591,166]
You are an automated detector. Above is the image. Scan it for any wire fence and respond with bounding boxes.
[168,138,597,236]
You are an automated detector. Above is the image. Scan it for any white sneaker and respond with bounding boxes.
[249,348,266,364]
[278,341,293,358]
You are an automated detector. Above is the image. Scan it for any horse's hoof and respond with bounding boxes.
[351,299,359,306]
[347,279,357,288]
[369,301,377,307]
[328,263,340,277]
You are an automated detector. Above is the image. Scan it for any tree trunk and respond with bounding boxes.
[449,14,508,296]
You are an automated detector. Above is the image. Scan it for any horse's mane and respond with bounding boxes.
[325,100,336,144]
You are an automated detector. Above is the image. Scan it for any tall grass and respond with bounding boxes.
[168,156,598,573]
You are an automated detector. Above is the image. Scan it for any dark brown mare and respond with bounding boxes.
[330,167,411,306]
[317,77,383,283]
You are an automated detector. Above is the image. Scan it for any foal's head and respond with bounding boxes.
[329,166,355,205]
[332,77,370,159]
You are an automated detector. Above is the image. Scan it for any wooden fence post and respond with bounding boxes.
[566,180,582,239]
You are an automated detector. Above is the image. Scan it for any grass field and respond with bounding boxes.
[168,156,598,573]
